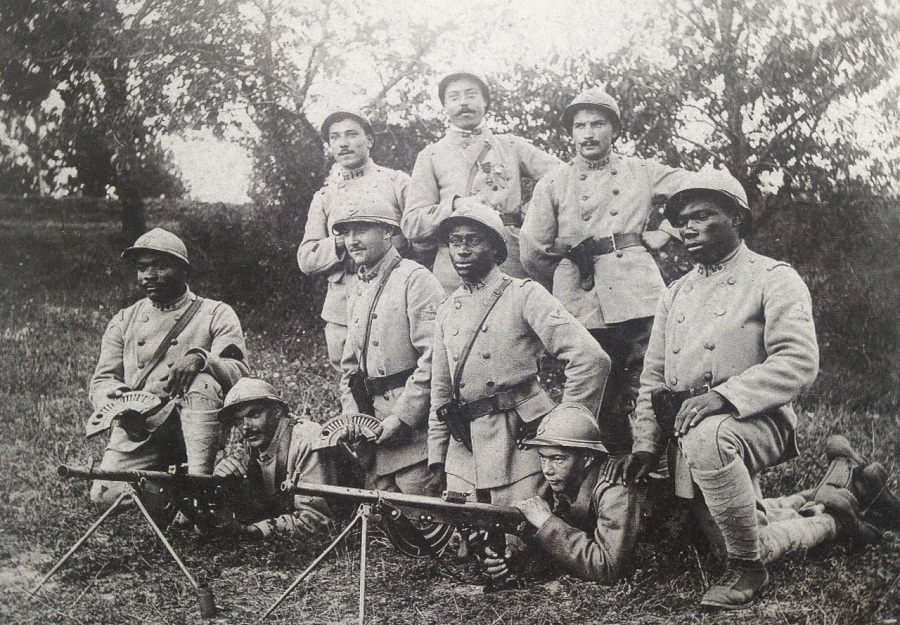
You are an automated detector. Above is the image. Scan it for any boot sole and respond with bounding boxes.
[700,596,759,611]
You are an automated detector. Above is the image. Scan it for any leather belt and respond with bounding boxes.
[663,384,713,405]
[458,377,541,419]
[586,232,643,256]
[364,367,415,396]
[500,213,522,227]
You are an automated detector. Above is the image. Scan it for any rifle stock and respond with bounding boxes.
[282,480,527,535]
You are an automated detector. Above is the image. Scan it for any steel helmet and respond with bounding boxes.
[320,109,375,146]
[218,378,287,423]
[121,228,190,267]
[524,403,607,453]
[560,87,621,135]
[664,169,753,237]
[332,195,402,234]
[438,70,491,109]
[437,202,508,265]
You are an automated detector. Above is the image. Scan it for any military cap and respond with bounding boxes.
[320,109,375,145]
[560,87,621,135]
[663,169,753,237]
[332,195,401,234]
[524,403,607,453]
[122,228,190,266]
[218,378,287,423]
[437,202,508,264]
[438,70,491,109]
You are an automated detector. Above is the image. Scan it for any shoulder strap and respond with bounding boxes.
[451,277,512,399]
[359,257,402,375]
[132,297,204,391]
[465,141,494,196]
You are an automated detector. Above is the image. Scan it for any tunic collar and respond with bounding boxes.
[448,123,491,147]
[358,247,400,283]
[151,287,193,312]
[335,159,373,181]
[696,242,745,277]
[575,153,611,171]
[461,265,502,293]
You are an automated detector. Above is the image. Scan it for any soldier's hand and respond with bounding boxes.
[165,352,205,397]
[514,496,553,528]
[214,456,248,478]
[601,454,630,485]
[623,451,658,486]
[674,391,733,437]
[641,230,672,251]
[452,195,489,212]
[375,415,409,444]
[483,546,511,579]
[336,422,364,443]
[106,387,129,399]
[334,234,346,253]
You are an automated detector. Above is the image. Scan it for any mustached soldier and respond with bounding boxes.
[298,109,410,371]
[429,203,609,507]
[207,378,345,538]
[520,88,691,453]
[627,170,820,609]
[403,70,561,295]
[335,198,444,495]
[90,228,249,503]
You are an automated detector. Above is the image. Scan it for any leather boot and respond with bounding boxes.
[814,485,881,542]
[858,462,900,530]
[700,557,768,610]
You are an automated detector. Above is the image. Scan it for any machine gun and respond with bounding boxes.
[261,479,531,622]
[31,464,239,619]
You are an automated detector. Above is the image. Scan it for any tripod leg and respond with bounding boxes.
[130,486,215,618]
[28,490,129,598]
[359,505,369,625]
[258,507,363,622]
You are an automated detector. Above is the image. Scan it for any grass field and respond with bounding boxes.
[1,197,898,624]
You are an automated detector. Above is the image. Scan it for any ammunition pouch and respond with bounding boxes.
[651,385,713,440]
[557,232,645,291]
[438,379,542,453]
[499,213,522,228]
[348,369,376,417]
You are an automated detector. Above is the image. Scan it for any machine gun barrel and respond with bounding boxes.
[57,464,231,486]
[282,481,527,533]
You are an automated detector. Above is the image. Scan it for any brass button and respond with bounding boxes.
[138,362,145,369]
[684,284,693,293]
[727,277,736,285]
[354,318,359,324]
[612,189,620,195]
[170,339,178,346]
[486,381,495,388]
[378,368,385,375]
[459,382,466,389]
[582,214,590,221]
[704,341,715,350]
[481,326,488,332]
[615,251,624,258]
[383,393,390,401]
[579,174,587,180]
[372,340,379,347]
[676,313,685,322]
[167,362,174,368]
[452,329,459,336]
[672,347,680,354]
[372,313,378,319]
[704,372,713,381]
[670,377,678,386]
[142,316,149,323]
[611,169,618,175]
[610,209,619,216]
[581,195,589,201]
[137,340,146,346]
[452,354,459,361]
[482,352,491,359]
[455,301,461,309]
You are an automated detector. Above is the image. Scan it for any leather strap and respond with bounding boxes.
[359,256,402,376]
[458,377,542,419]
[364,367,416,396]
[132,297,204,391]
[499,213,522,227]
[465,142,493,197]
[451,277,512,400]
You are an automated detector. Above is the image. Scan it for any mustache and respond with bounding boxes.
[457,107,475,114]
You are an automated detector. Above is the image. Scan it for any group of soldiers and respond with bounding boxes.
[86,71,898,611]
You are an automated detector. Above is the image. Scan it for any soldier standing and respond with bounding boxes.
[626,170,820,609]
[89,228,249,503]
[520,87,690,454]
[403,70,561,294]
[428,204,609,507]
[298,109,410,371]
[336,198,444,495]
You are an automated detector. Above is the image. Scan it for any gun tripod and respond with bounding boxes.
[259,503,373,624]
[27,485,216,618]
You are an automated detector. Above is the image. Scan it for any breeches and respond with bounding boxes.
[371,460,437,496]
[447,471,544,506]
[678,412,791,474]
[589,316,654,454]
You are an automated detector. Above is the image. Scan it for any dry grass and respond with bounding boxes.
[0,196,898,624]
